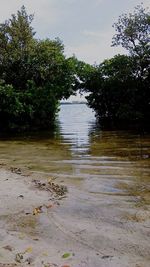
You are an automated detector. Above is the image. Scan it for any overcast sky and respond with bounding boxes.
[0,0,149,65]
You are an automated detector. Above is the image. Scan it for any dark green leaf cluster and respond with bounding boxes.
[0,6,76,131]
[83,55,150,128]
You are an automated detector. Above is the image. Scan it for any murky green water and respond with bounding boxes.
[0,104,150,203]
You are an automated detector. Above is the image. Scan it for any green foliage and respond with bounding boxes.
[0,6,35,87]
[112,4,150,55]
[0,82,23,130]
[0,81,59,130]
[67,56,95,97]
[112,4,150,79]
[84,54,150,128]
[83,4,150,129]
[0,6,76,131]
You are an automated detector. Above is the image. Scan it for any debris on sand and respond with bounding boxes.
[10,167,22,174]
[32,179,68,198]
[0,265,18,267]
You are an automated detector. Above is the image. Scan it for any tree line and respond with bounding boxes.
[0,5,149,131]
[78,4,150,129]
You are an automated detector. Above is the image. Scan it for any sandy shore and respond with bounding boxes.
[0,166,150,267]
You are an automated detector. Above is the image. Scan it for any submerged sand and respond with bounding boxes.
[0,166,150,267]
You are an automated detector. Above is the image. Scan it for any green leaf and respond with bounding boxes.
[62,253,71,259]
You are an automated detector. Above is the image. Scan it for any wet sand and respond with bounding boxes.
[0,166,150,267]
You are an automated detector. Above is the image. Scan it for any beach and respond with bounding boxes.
[0,165,149,267]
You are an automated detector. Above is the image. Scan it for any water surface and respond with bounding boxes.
[0,104,150,203]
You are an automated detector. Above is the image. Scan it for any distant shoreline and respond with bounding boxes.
[60,102,87,105]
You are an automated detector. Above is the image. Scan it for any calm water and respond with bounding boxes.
[0,104,150,202]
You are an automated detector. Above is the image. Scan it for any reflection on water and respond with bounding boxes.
[58,103,95,153]
[0,104,150,204]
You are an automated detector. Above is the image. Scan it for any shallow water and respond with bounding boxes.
[0,104,150,203]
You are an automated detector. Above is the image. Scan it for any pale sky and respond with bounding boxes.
[0,0,149,65]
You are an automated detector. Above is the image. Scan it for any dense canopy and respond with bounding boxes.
[0,6,76,131]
